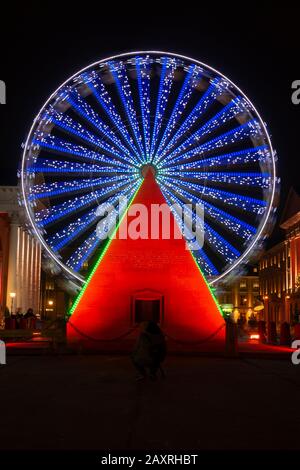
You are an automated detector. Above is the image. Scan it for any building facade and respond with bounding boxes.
[216,267,260,321]
[259,188,300,324]
[0,186,41,324]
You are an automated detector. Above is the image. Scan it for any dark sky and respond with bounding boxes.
[0,3,299,245]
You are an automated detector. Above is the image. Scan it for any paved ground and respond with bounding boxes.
[1,354,300,450]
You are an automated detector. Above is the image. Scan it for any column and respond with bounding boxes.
[247,277,253,317]
[6,212,19,313]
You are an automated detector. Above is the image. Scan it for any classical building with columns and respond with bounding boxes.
[216,266,260,321]
[0,186,41,324]
[259,188,300,324]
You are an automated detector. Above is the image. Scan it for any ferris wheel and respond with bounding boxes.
[20,51,278,287]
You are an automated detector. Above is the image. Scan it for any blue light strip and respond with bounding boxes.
[135,56,151,158]
[47,184,138,251]
[32,135,133,169]
[166,146,269,171]
[161,170,271,188]
[156,77,229,162]
[163,96,250,162]
[161,187,219,276]
[66,185,139,271]
[41,108,136,167]
[81,71,140,158]
[160,119,262,167]
[159,175,266,214]
[195,249,220,277]
[27,159,133,175]
[150,56,178,159]
[29,174,131,200]
[155,64,201,159]
[61,88,133,159]
[158,175,256,240]
[35,177,138,226]
[108,60,144,160]
[160,182,240,262]
[159,185,219,276]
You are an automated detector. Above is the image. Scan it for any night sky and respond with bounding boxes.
[0,4,299,246]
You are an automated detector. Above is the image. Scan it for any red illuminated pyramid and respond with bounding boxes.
[67,169,225,351]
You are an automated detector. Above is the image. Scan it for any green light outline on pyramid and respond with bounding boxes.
[69,177,223,318]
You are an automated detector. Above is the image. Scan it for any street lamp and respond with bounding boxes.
[9,292,16,315]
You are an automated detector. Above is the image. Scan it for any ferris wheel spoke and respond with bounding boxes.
[149,56,178,159]
[60,88,134,159]
[108,61,144,160]
[26,158,132,175]
[32,134,137,169]
[48,209,100,252]
[155,77,229,163]
[194,250,220,276]
[158,176,256,240]
[154,64,202,159]
[41,109,136,167]
[158,185,219,276]
[135,56,151,158]
[160,183,240,265]
[29,174,133,201]
[159,174,267,214]
[65,185,139,272]
[80,71,141,158]
[34,177,138,227]
[166,146,270,171]
[46,183,139,251]
[162,96,251,162]
[160,119,262,168]
[161,170,271,189]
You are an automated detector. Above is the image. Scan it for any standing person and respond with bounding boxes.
[25,308,36,329]
[131,320,166,380]
[15,308,23,329]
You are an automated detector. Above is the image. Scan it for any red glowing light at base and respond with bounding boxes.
[67,170,225,351]
[250,334,260,340]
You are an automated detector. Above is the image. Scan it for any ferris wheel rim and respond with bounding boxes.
[20,50,277,285]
